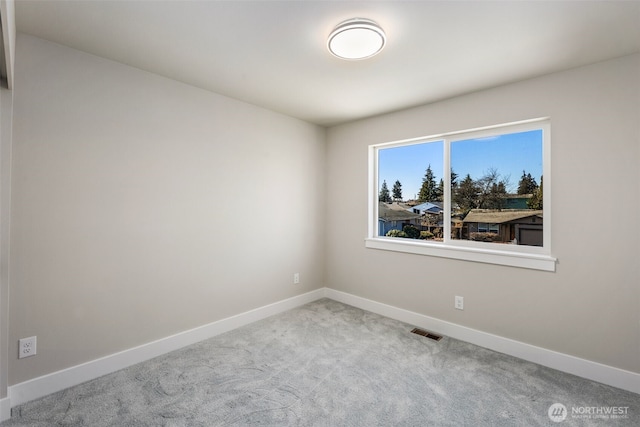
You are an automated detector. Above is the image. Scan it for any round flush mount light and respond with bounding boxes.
[327,18,386,60]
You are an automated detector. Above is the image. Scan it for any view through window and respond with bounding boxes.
[375,122,545,250]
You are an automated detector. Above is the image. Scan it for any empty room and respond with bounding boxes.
[0,0,639,425]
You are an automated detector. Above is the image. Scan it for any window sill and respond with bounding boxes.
[365,238,556,272]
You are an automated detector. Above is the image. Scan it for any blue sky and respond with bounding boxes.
[378,130,542,200]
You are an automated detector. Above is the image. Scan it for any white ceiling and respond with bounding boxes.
[15,1,640,126]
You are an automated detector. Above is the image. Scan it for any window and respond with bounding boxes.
[367,119,555,271]
[477,223,499,234]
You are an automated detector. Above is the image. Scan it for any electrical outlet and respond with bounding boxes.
[19,336,37,359]
[454,296,464,310]
[293,273,300,284]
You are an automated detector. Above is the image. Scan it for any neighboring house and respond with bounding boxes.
[378,202,422,236]
[462,209,543,246]
[409,201,443,216]
[503,194,533,210]
[407,202,445,237]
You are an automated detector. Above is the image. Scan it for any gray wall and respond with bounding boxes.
[326,54,640,374]
[1,85,13,399]
[9,34,326,385]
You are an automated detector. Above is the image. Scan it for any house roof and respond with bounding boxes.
[463,209,543,224]
[410,202,443,214]
[384,202,413,211]
[379,203,421,221]
[505,194,533,199]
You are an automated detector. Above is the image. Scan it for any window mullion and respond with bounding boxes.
[443,138,451,244]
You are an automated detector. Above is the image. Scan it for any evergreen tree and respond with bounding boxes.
[434,169,457,202]
[451,169,459,189]
[527,175,543,209]
[392,180,403,201]
[517,170,538,195]
[453,174,479,213]
[435,179,444,202]
[418,165,438,202]
[379,180,392,203]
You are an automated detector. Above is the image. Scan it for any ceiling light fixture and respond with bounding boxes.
[327,18,386,60]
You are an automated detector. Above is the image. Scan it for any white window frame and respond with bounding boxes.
[366,118,556,272]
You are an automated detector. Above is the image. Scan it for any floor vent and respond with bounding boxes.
[411,328,443,341]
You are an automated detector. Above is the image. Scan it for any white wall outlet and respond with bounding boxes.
[293,273,300,284]
[19,336,37,359]
[454,296,464,310]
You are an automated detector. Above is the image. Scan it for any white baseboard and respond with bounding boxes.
[5,286,638,415]
[324,288,640,395]
[8,288,326,408]
[0,396,10,422]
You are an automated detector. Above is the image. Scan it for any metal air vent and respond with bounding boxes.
[411,328,443,341]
